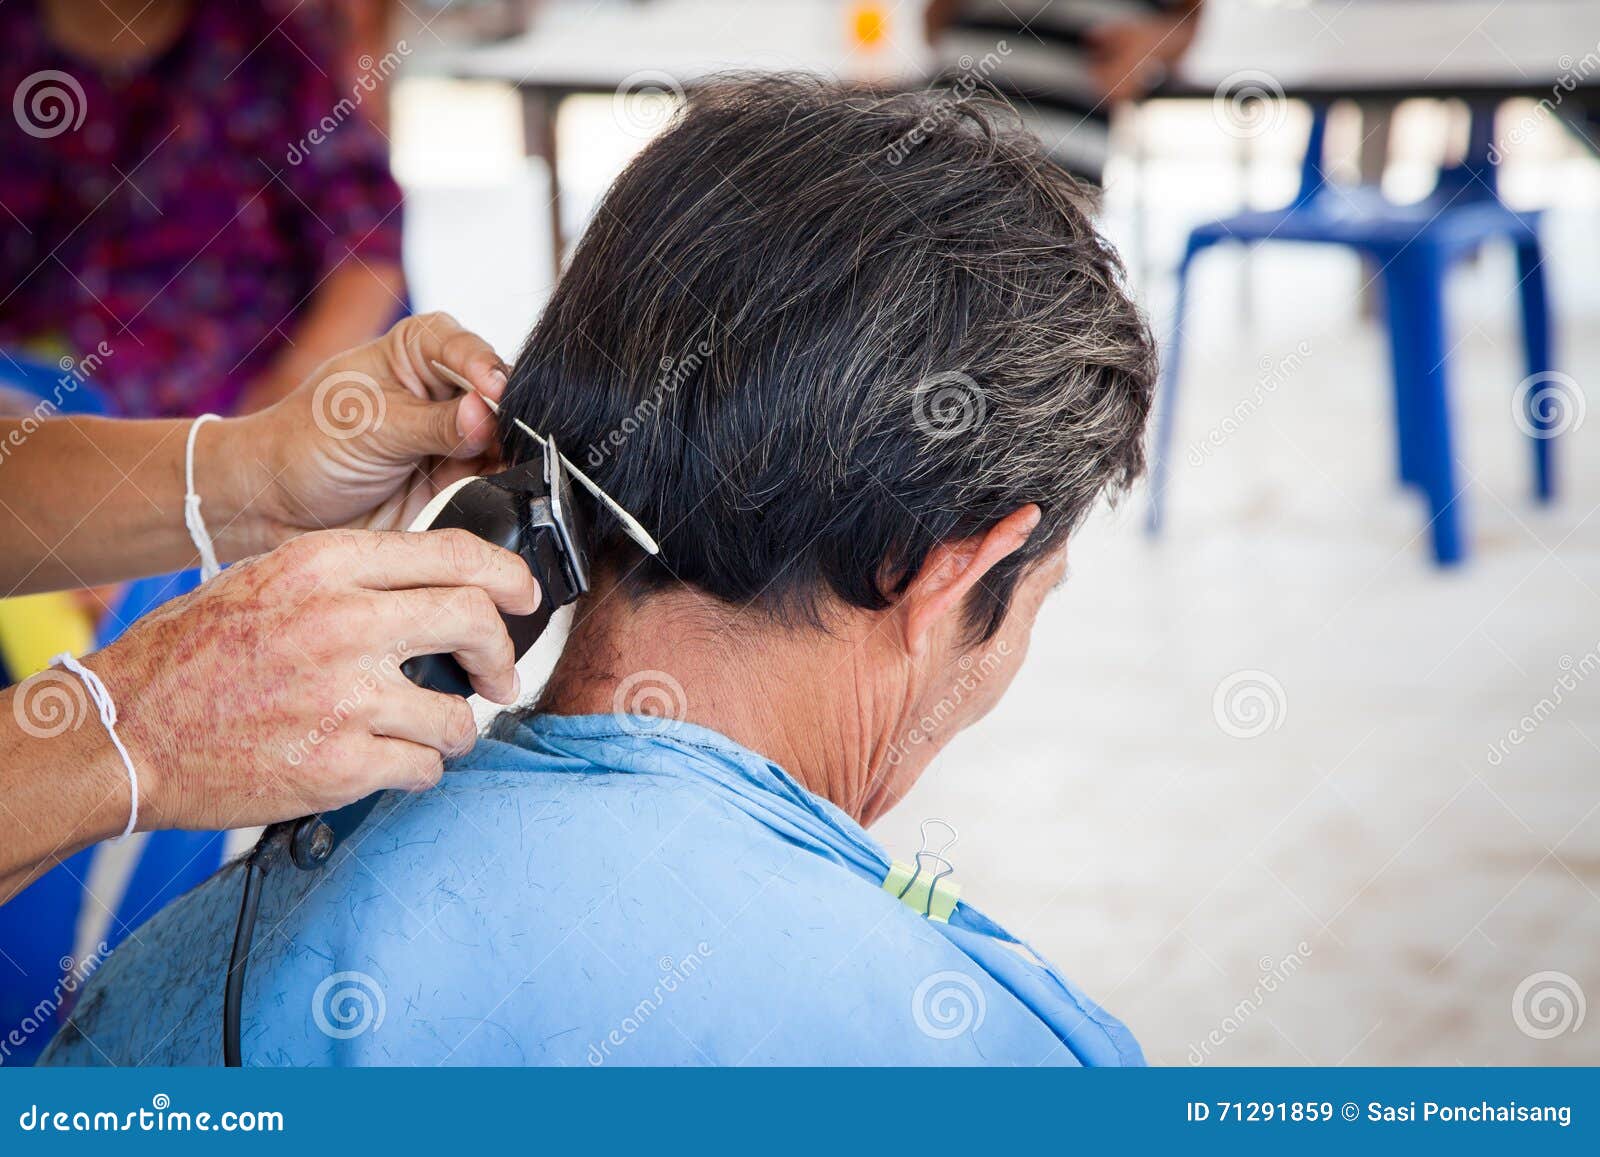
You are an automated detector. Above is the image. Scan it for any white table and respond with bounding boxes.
[1177,0,1600,100]
[415,0,1600,269]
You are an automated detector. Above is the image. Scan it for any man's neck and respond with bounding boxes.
[536,575,917,823]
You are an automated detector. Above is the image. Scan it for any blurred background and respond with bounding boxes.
[2,0,1597,1066]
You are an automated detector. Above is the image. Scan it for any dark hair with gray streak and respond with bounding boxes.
[501,73,1156,640]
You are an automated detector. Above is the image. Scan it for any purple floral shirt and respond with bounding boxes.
[0,1,404,417]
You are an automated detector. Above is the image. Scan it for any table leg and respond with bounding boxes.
[1358,101,1394,320]
[522,86,565,280]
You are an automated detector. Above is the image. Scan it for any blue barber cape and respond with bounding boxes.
[41,715,1142,1066]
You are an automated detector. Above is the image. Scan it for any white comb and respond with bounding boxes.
[430,360,661,556]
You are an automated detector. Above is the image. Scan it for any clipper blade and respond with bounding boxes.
[430,359,661,556]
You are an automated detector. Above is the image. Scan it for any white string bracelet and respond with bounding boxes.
[184,413,223,582]
[49,653,141,843]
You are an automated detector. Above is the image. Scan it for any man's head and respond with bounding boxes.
[502,75,1155,815]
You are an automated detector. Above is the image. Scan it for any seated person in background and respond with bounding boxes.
[0,0,405,416]
[923,0,1204,184]
[44,75,1156,1067]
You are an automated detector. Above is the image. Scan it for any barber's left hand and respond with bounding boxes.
[1086,16,1198,103]
[223,312,511,546]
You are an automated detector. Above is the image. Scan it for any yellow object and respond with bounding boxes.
[0,592,95,680]
[882,858,961,923]
[850,2,887,48]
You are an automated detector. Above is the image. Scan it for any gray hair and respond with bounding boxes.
[502,73,1157,639]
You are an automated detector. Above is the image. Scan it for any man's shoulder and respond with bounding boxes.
[362,734,786,885]
[335,735,867,945]
[44,736,1084,1067]
[309,740,1065,1066]
[42,862,243,1066]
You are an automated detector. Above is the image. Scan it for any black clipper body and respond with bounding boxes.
[283,436,591,869]
[399,436,592,698]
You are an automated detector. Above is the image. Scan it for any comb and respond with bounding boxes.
[429,360,660,555]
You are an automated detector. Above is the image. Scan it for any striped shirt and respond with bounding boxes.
[933,0,1191,182]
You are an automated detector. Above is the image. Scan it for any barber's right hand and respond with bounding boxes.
[86,528,538,833]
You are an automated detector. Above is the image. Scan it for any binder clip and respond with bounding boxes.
[882,818,962,923]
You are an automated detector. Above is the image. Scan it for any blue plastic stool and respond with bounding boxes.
[0,354,113,416]
[0,355,222,1065]
[1148,107,1557,565]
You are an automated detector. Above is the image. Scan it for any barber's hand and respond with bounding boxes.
[922,0,965,42]
[1086,15,1199,103]
[220,313,512,551]
[84,528,537,832]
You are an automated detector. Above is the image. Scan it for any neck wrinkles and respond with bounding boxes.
[535,578,911,823]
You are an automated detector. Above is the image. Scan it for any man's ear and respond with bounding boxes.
[900,504,1042,658]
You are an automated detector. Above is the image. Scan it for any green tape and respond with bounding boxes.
[882,859,961,923]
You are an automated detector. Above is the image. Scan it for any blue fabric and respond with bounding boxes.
[40,715,1142,1067]
[0,350,115,416]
